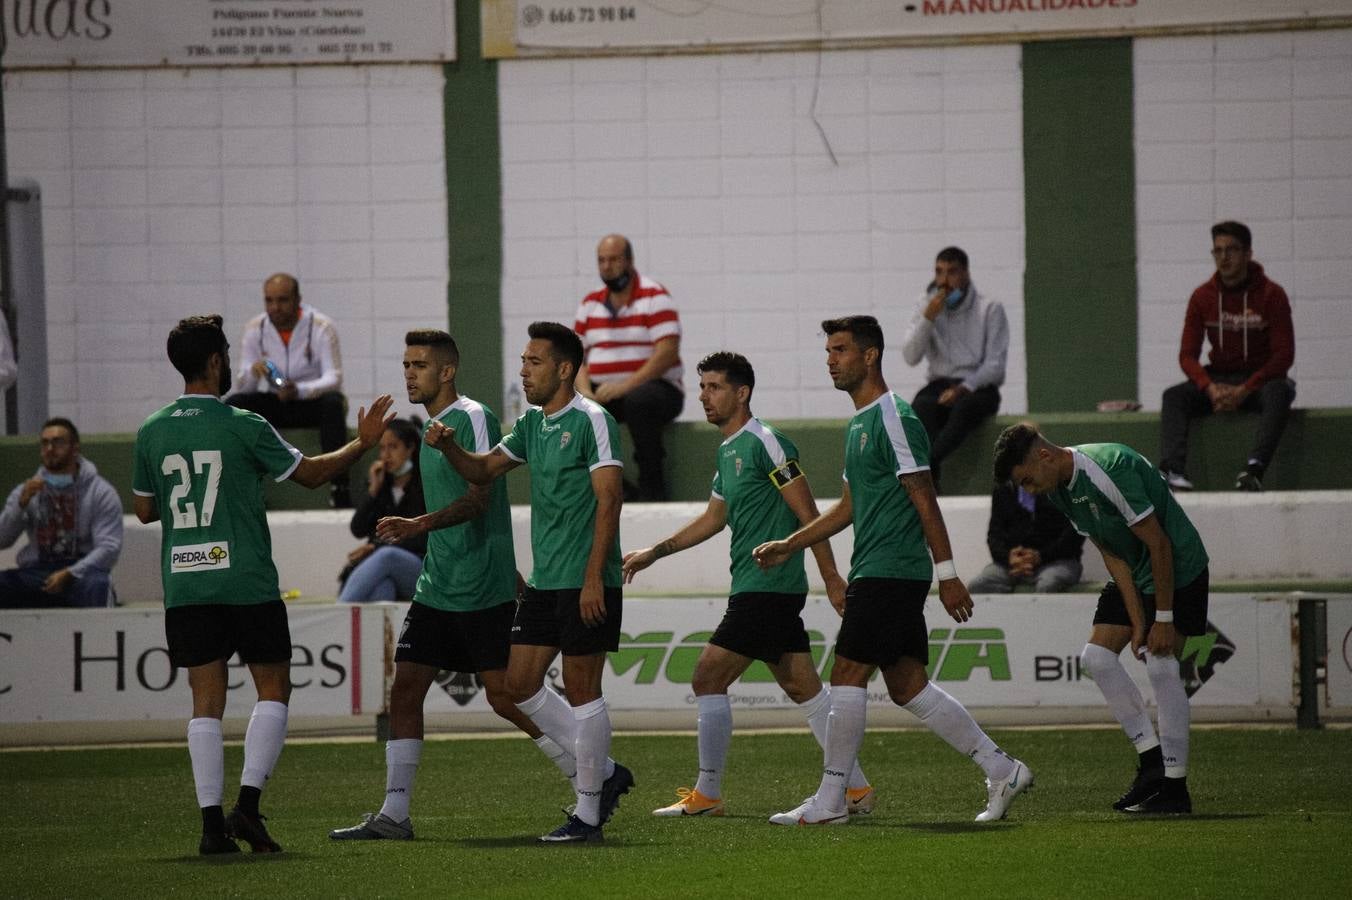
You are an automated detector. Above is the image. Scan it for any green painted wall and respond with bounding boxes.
[1022,39,1138,411]
[443,1,503,412]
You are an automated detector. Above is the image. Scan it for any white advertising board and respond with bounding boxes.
[0,0,456,69]
[0,605,387,724]
[487,0,1352,58]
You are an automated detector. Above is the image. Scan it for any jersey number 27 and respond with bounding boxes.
[162,451,222,529]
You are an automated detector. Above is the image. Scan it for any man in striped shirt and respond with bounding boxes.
[574,234,684,501]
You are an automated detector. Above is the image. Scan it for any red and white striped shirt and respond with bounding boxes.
[574,271,683,390]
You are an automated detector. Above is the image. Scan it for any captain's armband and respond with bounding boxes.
[769,460,805,490]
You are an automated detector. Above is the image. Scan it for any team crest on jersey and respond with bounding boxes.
[170,541,230,573]
[560,431,572,449]
[860,432,869,452]
[735,457,743,476]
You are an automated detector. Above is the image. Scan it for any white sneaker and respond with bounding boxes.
[768,796,848,826]
[975,759,1033,822]
[1161,470,1194,491]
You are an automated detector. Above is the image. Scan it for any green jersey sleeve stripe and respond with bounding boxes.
[498,441,524,463]
[1078,451,1153,526]
[746,418,787,467]
[881,393,926,474]
[260,419,303,482]
[578,396,620,463]
[457,398,493,453]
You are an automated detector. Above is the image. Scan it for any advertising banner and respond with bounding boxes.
[1325,596,1352,708]
[486,0,1352,58]
[0,0,457,69]
[0,605,386,724]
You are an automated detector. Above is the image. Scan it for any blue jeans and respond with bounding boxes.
[338,546,423,603]
[0,564,113,608]
[967,558,1083,594]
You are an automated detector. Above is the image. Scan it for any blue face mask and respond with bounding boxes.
[42,471,75,489]
[943,287,965,309]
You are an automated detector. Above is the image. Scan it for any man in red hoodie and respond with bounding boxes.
[1159,221,1295,492]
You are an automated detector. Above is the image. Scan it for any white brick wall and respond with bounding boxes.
[2,65,448,433]
[498,46,1028,423]
[1135,30,1352,410]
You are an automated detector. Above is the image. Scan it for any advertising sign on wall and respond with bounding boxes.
[483,0,1352,58]
[0,1,457,69]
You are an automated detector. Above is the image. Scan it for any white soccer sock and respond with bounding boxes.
[518,686,580,785]
[694,694,732,799]
[573,698,611,826]
[904,682,1014,781]
[800,687,869,790]
[240,700,289,790]
[816,686,866,812]
[378,738,422,822]
[1080,643,1160,753]
[1146,653,1191,778]
[187,717,224,809]
[533,734,577,781]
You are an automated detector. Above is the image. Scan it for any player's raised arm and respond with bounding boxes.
[423,418,517,484]
[290,395,396,488]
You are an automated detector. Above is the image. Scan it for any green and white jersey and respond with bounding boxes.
[711,418,809,595]
[1044,444,1209,594]
[415,396,516,612]
[843,392,933,582]
[498,394,623,590]
[132,395,301,608]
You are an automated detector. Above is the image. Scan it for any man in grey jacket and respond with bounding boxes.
[901,246,1008,490]
[0,418,123,607]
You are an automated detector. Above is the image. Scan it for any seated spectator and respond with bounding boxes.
[901,246,1008,492]
[228,272,351,506]
[337,418,426,602]
[1159,220,1295,493]
[0,312,15,392]
[0,418,123,607]
[967,479,1084,594]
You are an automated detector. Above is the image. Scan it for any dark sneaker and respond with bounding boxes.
[199,831,241,856]
[599,762,635,824]
[1113,765,1165,812]
[1125,778,1192,814]
[1235,471,1263,492]
[329,812,414,841]
[224,806,283,853]
[539,814,603,844]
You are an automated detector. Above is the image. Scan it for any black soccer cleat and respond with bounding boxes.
[1125,778,1192,815]
[199,831,241,856]
[539,814,604,844]
[224,806,283,852]
[599,762,635,824]
[1113,765,1165,812]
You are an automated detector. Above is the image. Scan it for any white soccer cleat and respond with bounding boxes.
[768,795,848,827]
[975,759,1033,822]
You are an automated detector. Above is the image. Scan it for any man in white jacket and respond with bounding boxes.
[901,247,1008,492]
[227,273,350,506]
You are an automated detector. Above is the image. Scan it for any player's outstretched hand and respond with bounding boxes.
[356,395,396,447]
[752,539,791,570]
[622,548,657,583]
[938,578,974,623]
[424,419,457,454]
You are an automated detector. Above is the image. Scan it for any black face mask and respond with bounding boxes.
[603,270,632,293]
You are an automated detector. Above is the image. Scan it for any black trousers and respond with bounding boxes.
[227,390,348,470]
[1159,370,1295,476]
[910,378,1001,487]
[597,379,683,501]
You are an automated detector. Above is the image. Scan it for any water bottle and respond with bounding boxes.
[506,382,523,421]
[264,360,287,391]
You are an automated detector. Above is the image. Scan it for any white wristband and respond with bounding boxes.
[1155,610,1173,623]
[934,559,958,581]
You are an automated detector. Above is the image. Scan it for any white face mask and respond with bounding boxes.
[393,458,414,477]
[42,471,75,489]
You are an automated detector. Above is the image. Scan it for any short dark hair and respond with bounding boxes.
[529,321,584,374]
[41,417,79,444]
[167,315,228,382]
[992,423,1040,485]
[697,351,756,397]
[385,417,423,457]
[821,315,885,358]
[1211,220,1252,251]
[936,246,969,269]
[406,328,460,367]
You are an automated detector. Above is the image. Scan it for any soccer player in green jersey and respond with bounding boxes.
[623,352,875,818]
[993,423,1209,814]
[426,321,632,844]
[754,316,1030,826]
[330,329,583,841]
[133,315,393,856]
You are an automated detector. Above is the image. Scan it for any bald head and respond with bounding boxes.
[263,273,301,330]
[597,234,635,295]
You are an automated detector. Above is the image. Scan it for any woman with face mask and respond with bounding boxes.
[337,418,427,602]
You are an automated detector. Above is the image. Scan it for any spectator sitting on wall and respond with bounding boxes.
[0,417,123,608]
[338,418,427,602]
[967,475,1085,594]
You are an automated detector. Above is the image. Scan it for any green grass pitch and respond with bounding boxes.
[8,727,1351,898]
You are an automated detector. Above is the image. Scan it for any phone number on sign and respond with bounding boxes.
[185,41,396,58]
[521,5,637,26]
